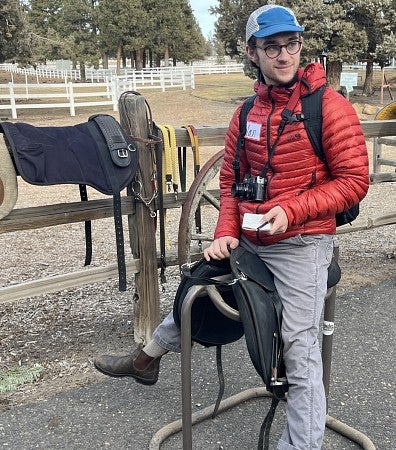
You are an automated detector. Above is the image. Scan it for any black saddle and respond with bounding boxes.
[173,246,341,449]
[0,114,139,291]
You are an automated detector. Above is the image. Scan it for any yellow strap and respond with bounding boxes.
[157,124,173,193]
[158,124,179,195]
[157,124,180,251]
[164,125,179,190]
[184,124,200,175]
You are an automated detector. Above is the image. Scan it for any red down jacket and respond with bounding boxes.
[214,62,369,246]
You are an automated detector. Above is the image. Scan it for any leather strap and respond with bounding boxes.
[78,183,92,267]
[89,114,133,168]
[87,121,127,291]
[184,124,200,175]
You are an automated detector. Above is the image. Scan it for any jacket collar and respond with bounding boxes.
[254,63,327,102]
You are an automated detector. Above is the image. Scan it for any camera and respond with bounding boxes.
[231,175,267,201]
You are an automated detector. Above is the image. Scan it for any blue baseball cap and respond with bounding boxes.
[246,5,304,42]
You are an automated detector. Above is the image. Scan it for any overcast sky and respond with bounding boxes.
[189,0,217,38]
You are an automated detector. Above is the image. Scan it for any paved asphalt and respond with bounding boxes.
[0,278,395,450]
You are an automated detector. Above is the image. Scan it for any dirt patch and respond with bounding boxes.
[0,70,395,412]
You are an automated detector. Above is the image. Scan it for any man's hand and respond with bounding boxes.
[203,236,239,261]
[262,205,288,235]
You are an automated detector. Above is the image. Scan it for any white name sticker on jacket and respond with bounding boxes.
[245,121,261,141]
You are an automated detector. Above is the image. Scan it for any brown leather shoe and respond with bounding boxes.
[93,347,160,385]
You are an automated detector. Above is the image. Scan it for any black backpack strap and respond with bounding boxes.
[301,85,326,164]
[233,95,257,183]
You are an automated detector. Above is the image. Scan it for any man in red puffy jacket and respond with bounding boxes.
[95,5,369,449]
[204,6,369,449]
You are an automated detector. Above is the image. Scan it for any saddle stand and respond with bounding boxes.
[149,245,376,450]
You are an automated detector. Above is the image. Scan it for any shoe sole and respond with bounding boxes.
[93,362,158,386]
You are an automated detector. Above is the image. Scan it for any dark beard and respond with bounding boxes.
[278,72,299,88]
[258,68,299,87]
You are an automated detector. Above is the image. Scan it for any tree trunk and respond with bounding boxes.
[102,53,108,69]
[129,51,134,69]
[135,49,143,71]
[116,44,122,76]
[143,48,147,68]
[326,60,343,90]
[164,45,170,66]
[79,61,86,82]
[149,49,154,68]
[363,60,374,96]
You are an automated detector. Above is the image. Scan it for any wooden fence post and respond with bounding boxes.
[8,82,17,119]
[119,93,160,345]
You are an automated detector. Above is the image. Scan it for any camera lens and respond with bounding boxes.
[231,182,254,199]
[231,182,247,198]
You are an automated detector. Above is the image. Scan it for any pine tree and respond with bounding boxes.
[96,0,148,72]
[0,0,31,64]
[55,0,100,80]
[344,0,396,95]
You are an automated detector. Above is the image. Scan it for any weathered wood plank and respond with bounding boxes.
[119,92,160,344]
[377,136,396,145]
[361,120,396,139]
[172,120,396,146]
[336,212,396,234]
[377,158,396,167]
[370,173,396,183]
[0,252,181,304]
[0,190,219,233]
[0,198,131,233]
[0,260,140,304]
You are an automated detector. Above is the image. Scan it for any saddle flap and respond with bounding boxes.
[173,257,244,347]
[232,280,286,390]
[327,254,341,288]
[230,246,276,292]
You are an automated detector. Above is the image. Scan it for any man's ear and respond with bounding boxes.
[246,44,259,65]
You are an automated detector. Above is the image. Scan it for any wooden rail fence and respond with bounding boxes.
[1,108,395,342]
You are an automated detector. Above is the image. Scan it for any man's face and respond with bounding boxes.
[247,32,302,86]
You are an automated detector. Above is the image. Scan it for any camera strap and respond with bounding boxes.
[259,79,305,179]
[234,78,305,184]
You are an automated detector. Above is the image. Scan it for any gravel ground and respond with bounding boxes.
[0,81,395,413]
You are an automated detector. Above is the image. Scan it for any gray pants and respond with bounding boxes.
[153,234,334,450]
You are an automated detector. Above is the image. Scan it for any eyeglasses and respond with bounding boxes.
[255,40,302,59]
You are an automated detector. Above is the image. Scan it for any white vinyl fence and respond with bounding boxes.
[0,63,244,83]
[0,69,195,119]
